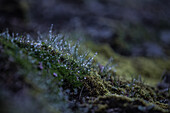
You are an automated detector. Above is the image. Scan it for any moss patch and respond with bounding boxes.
[86,41,170,86]
[90,94,169,113]
[0,31,169,113]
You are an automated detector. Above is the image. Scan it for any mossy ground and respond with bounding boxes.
[82,75,169,112]
[86,41,170,86]
[0,33,169,113]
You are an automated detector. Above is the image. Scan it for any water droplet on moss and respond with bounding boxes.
[53,73,58,77]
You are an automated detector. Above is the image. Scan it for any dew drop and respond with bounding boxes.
[53,73,58,77]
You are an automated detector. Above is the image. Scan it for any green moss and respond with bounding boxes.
[83,76,110,96]
[0,36,89,89]
[90,94,169,113]
[0,31,169,113]
[116,57,170,85]
[0,38,63,113]
[80,74,169,112]
[0,36,80,113]
[85,41,170,86]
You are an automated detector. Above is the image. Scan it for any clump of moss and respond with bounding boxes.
[0,28,169,113]
[0,28,101,112]
[90,94,169,113]
[82,76,110,97]
[0,27,100,90]
[0,36,71,113]
[80,74,169,112]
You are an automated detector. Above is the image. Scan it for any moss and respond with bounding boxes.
[85,41,170,86]
[90,95,169,113]
[80,73,169,112]
[1,37,89,89]
[0,38,62,113]
[0,37,77,113]
[82,76,109,97]
[0,32,169,113]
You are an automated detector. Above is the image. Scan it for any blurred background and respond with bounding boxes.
[0,0,170,85]
[0,0,170,57]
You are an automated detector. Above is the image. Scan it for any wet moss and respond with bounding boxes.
[0,32,169,113]
[0,38,63,113]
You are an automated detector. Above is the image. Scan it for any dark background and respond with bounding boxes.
[0,0,170,57]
